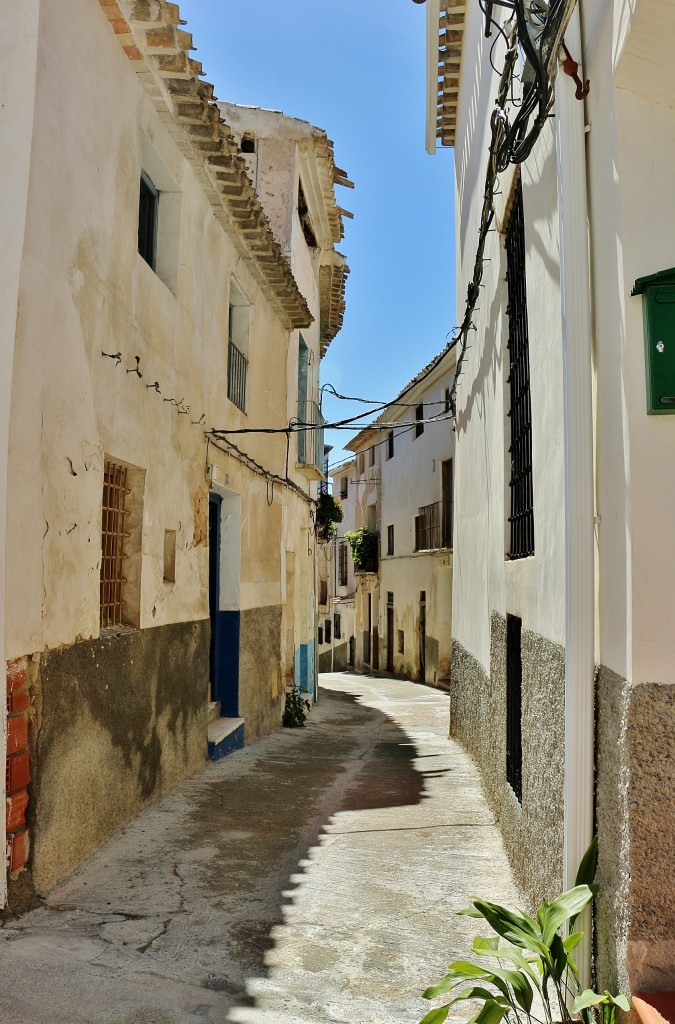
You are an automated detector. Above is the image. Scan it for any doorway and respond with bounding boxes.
[419,590,426,681]
[386,592,394,672]
[208,490,241,718]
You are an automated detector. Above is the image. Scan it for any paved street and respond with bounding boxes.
[0,673,522,1024]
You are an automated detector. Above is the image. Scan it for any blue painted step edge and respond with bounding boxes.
[208,721,245,761]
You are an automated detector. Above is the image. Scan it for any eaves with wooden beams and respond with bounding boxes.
[97,0,312,331]
[426,0,467,153]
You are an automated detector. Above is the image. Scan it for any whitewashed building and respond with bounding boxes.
[2,0,349,904]
[317,457,357,673]
[344,345,456,683]
[425,0,674,999]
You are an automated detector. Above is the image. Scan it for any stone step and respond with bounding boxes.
[207,700,221,724]
[207,717,244,762]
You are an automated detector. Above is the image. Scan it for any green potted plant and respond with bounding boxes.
[419,838,629,1024]
[315,492,343,541]
[344,527,379,572]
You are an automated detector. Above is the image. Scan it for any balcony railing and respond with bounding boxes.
[297,400,324,476]
[227,341,248,412]
[415,501,442,551]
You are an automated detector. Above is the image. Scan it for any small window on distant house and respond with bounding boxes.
[357,452,365,475]
[369,446,375,467]
[334,613,341,640]
[318,626,323,645]
[387,524,394,556]
[325,618,331,644]
[138,172,158,270]
[415,404,424,438]
[444,388,451,415]
[339,543,348,586]
[387,430,394,460]
[398,630,405,654]
[340,477,348,499]
[240,135,255,153]
[319,579,328,606]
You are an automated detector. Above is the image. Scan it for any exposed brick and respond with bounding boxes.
[6,751,30,794]
[8,828,30,873]
[6,790,29,833]
[7,690,30,715]
[7,657,28,693]
[7,717,28,756]
[123,44,144,61]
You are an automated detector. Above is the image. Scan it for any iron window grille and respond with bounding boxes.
[138,172,158,270]
[319,579,328,606]
[334,613,341,640]
[227,333,248,414]
[506,614,523,802]
[387,524,394,556]
[414,502,441,551]
[318,626,323,645]
[338,543,348,586]
[325,618,331,644]
[505,180,535,559]
[387,430,394,460]
[415,404,424,438]
[100,461,131,628]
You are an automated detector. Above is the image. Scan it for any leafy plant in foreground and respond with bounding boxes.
[419,838,629,1024]
[282,686,311,728]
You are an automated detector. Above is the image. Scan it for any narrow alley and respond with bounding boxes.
[0,674,521,1024]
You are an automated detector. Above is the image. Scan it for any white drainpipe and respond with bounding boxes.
[555,2,595,989]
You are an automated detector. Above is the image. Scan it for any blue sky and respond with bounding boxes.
[177,0,456,464]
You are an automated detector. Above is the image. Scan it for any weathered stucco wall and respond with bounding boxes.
[596,667,675,995]
[451,614,565,905]
[238,605,283,741]
[30,620,209,893]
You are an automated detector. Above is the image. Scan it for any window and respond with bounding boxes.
[387,524,394,556]
[228,281,250,413]
[339,543,348,586]
[369,446,375,467]
[297,336,309,462]
[357,451,365,475]
[319,579,328,606]
[298,178,318,248]
[137,137,181,294]
[240,135,255,153]
[324,618,331,644]
[318,626,323,645]
[163,529,176,583]
[387,591,394,607]
[387,430,394,460]
[415,502,441,551]
[442,459,454,549]
[415,404,424,438]
[334,613,341,640]
[397,630,405,654]
[100,460,144,629]
[506,180,534,559]
[444,388,451,415]
[340,477,348,499]
[138,172,158,270]
[506,614,523,802]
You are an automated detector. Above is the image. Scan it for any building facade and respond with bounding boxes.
[317,457,357,673]
[425,0,674,999]
[3,0,349,901]
[344,347,456,684]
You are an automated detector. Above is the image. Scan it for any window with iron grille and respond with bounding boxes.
[444,387,451,414]
[338,543,348,586]
[505,180,534,559]
[386,524,394,556]
[319,579,328,606]
[506,614,523,801]
[415,404,424,438]
[228,282,250,414]
[387,430,394,460]
[334,613,341,639]
[414,502,441,551]
[318,626,323,645]
[100,462,131,629]
[325,618,331,644]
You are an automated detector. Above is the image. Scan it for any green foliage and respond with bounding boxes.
[344,527,379,571]
[315,492,343,540]
[420,839,629,1024]
[282,686,311,728]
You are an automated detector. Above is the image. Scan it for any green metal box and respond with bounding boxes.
[632,267,675,414]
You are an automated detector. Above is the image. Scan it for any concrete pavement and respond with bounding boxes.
[0,673,523,1024]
